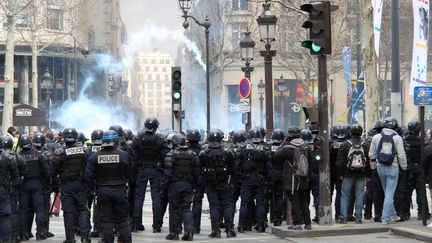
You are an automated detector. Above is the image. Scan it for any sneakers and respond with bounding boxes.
[382,220,389,225]
[288,225,302,230]
[391,215,401,222]
[336,218,347,224]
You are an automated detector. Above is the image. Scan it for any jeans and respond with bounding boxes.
[341,177,365,221]
[377,166,399,222]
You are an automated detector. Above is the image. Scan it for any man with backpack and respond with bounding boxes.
[369,117,407,225]
[273,127,311,230]
[336,124,370,224]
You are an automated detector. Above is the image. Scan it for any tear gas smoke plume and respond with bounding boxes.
[52,20,206,136]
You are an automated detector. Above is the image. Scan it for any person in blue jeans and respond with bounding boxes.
[336,124,370,223]
[369,117,407,224]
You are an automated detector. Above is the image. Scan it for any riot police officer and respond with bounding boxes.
[17,135,50,240]
[403,121,430,220]
[0,136,19,242]
[229,130,246,227]
[131,117,164,233]
[237,128,272,233]
[85,130,132,243]
[269,129,285,226]
[198,129,236,238]
[187,129,204,234]
[52,128,91,243]
[164,134,198,241]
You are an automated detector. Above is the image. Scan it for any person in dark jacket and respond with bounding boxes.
[273,127,311,230]
[336,124,370,224]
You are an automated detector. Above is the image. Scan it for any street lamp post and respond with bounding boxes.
[42,68,53,129]
[258,78,265,128]
[178,0,211,132]
[277,74,288,131]
[257,1,277,139]
[239,30,255,131]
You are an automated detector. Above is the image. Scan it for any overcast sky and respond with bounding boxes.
[120,0,184,56]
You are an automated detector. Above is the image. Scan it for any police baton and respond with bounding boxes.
[49,192,59,215]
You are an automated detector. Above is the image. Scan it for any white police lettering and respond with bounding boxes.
[98,155,120,164]
[92,146,101,153]
[271,145,279,152]
[246,144,254,150]
[65,147,84,156]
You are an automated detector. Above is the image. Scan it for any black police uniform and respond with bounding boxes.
[85,137,132,243]
[52,139,90,242]
[189,141,204,233]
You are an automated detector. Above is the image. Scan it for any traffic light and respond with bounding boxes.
[300,1,332,55]
[171,67,182,105]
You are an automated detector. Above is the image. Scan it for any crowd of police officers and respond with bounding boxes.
[0,116,431,243]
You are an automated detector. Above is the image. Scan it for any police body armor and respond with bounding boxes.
[242,143,266,177]
[21,150,42,179]
[202,148,229,183]
[61,146,86,181]
[137,134,160,168]
[91,145,102,153]
[404,135,421,173]
[172,150,194,181]
[270,144,282,172]
[0,157,9,186]
[95,150,126,183]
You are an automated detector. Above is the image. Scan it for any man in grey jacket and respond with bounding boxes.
[369,117,407,225]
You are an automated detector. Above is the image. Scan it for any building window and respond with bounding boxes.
[157,83,162,89]
[164,83,170,88]
[160,59,164,64]
[143,59,147,64]
[47,8,64,31]
[162,67,167,72]
[157,91,162,97]
[147,74,152,80]
[231,22,248,48]
[232,0,248,10]
[148,100,154,106]
[153,67,158,72]
[166,59,170,64]
[164,99,170,104]
[145,66,150,72]
[156,74,160,80]
[148,92,153,97]
[148,82,154,89]
[151,59,156,64]
[164,91,170,96]
[156,100,162,106]
[165,75,169,81]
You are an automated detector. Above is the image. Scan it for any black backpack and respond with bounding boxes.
[346,140,366,171]
[377,132,397,166]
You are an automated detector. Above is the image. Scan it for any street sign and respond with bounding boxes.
[414,86,432,106]
[239,77,251,98]
[239,105,251,113]
[242,113,248,124]
[240,98,250,106]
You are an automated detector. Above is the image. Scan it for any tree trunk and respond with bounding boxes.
[2,14,16,134]
[31,32,39,108]
[361,0,379,130]
[20,56,29,104]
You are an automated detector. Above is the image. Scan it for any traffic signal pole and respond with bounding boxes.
[317,54,332,225]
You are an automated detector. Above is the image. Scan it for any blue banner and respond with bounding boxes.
[342,46,352,97]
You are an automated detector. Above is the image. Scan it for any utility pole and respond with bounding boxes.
[2,2,17,134]
[391,0,401,122]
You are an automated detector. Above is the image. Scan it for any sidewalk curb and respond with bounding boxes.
[271,225,390,238]
[390,227,432,242]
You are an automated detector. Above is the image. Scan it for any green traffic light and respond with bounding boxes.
[173,91,181,100]
[314,154,321,161]
[311,42,322,53]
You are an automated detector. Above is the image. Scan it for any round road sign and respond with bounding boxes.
[239,78,251,98]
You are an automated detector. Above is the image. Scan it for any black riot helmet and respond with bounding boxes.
[337,125,349,139]
[384,117,398,130]
[32,132,46,148]
[186,129,201,142]
[101,130,119,148]
[300,129,313,142]
[19,134,33,149]
[287,126,302,139]
[374,119,385,133]
[1,136,13,150]
[124,129,134,140]
[350,124,363,137]
[407,121,421,135]
[91,129,104,145]
[271,129,285,144]
[62,128,78,145]
[172,133,188,149]
[144,117,159,133]
[232,130,246,144]
[207,129,223,143]
[330,125,339,139]
[248,128,263,144]
[77,132,88,143]
[109,125,124,138]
